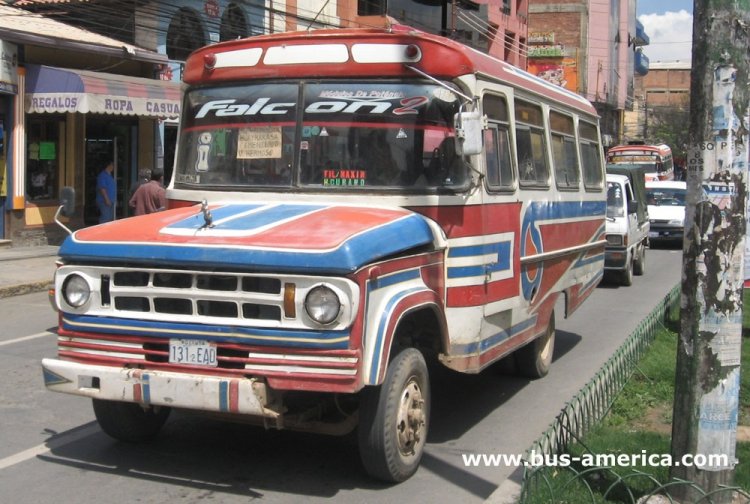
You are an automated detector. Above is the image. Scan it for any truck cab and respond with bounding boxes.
[605,172,649,285]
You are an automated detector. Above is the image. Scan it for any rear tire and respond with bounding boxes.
[93,399,170,443]
[621,256,634,286]
[358,348,430,482]
[633,244,646,276]
[515,312,555,379]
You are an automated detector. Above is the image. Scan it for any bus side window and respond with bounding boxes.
[579,121,604,189]
[550,111,580,189]
[515,100,549,187]
[482,94,514,190]
[484,127,514,189]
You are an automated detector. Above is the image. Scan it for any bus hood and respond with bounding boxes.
[59,203,439,274]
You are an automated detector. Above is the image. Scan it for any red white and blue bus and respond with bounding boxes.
[43,25,606,482]
[606,143,674,181]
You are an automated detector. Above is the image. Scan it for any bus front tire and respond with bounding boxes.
[516,313,555,379]
[92,398,171,443]
[358,348,430,483]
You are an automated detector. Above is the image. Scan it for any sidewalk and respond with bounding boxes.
[0,245,59,298]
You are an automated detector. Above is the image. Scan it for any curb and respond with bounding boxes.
[0,280,54,299]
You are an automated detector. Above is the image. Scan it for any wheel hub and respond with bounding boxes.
[396,379,426,456]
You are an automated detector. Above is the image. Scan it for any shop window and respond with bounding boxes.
[26,118,61,202]
[220,3,248,41]
[358,0,386,16]
[167,8,206,61]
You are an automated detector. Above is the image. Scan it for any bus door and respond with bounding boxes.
[480,93,520,319]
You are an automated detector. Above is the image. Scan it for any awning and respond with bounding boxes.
[24,64,181,119]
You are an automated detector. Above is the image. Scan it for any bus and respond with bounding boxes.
[42,25,607,482]
[606,143,674,181]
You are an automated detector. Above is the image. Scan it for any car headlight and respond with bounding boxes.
[305,285,341,325]
[606,234,623,247]
[669,219,684,226]
[62,274,91,308]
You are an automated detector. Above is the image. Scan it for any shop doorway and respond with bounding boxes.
[163,124,177,185]
[84,119,137,225]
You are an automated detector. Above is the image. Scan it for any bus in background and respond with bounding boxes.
[606,142,674,181]
[42,25,607,483]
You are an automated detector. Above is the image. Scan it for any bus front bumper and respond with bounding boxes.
[41,358,279,418]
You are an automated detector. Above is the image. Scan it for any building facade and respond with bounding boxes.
[0,4,179,246]
[527,0,648,144]
[623,61,690,147]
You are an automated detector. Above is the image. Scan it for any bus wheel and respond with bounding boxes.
[516,312,555,379]
[621,257,634,286]
[633,245,646,276]
[358,348,430,482]
[92,399,170,442]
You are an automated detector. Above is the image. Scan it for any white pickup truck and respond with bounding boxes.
[605,171,650,285]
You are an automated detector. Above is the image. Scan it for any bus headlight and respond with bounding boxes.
[62,274,91,308]
[305,285,341,325]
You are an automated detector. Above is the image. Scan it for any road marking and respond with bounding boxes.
[0,331,55,347]
[0,422,100,471]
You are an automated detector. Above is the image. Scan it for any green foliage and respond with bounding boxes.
[522,316,750,503]
[647,104,689,163]
[602,329,676,427]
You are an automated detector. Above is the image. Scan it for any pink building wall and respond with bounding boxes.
[586,0,613,105]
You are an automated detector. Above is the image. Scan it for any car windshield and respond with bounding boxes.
[646,187,686,206]
[607,182,625,218]
[174,81,468,191]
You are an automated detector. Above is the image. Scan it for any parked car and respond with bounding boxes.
[646,180,686,246]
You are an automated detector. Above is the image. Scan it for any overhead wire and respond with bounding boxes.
[8,0,495,57]
[457,9,528,60]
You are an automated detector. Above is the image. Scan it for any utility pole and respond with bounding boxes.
[670,1,748,501]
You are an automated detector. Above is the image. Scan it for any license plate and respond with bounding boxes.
[169,339,218,367]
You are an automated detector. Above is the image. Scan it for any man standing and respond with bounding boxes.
[96,161,116,223]
[129,168,166,216]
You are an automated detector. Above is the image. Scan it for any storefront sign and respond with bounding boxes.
[528,45,565,58]
[24,65,182,119]
[529,32,555,45]
[27,93,181,119]
[0,40,18,94]
[39,141,56,160]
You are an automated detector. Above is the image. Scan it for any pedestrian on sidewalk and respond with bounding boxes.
[96,161,116,223]
[129,168,166,216]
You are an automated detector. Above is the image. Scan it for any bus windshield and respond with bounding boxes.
[174,81,469,191]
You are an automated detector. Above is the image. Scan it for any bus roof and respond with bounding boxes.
[183,25,597,116]
[608,144,671,155]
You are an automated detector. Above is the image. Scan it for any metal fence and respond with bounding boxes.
[519,284,750,503]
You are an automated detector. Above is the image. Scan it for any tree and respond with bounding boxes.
[647,98,690,166]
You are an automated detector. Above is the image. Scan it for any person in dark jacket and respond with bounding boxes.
[129,169,166,216]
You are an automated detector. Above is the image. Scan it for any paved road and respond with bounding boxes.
[0,247,682,504]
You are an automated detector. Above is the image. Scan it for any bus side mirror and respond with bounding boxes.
[60,186,76,217]
[454,110,483,156]
[55,186,76,235]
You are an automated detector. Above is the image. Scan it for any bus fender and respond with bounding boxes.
[361,279,444,386]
